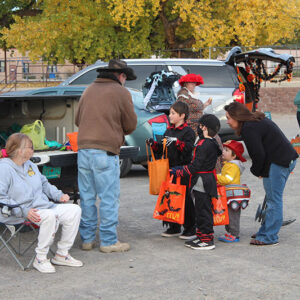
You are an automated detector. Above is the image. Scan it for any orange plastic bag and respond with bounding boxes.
[291,135,300,155]
[147,139,169,195]
[67,132,78,152]
[153,175,186,225]
[212,185,229,226]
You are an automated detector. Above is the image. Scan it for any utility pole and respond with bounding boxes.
[4,43,7,84]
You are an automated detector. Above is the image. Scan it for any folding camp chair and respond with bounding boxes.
[0,202,39,271]
[0,192,79,271]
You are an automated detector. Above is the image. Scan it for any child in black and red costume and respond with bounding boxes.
[171,114,222,250]
[147,101,196,239]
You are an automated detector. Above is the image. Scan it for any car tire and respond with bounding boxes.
[119,158,132,178]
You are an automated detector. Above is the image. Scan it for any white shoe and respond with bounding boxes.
[33,258,56,273]
[51,254,83,267]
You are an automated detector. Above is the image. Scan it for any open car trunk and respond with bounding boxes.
[225,46,295,66]
[225,46,295,111]
[0,94,139,197]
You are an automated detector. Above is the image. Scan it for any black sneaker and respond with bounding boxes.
[179,228,196,240]
[161,227,181,237]
[184,238,215,250]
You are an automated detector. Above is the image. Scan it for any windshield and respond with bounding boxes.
[129,89,144,109]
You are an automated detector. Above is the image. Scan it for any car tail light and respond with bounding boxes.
[147,114,169,125]
[232,88,245,104]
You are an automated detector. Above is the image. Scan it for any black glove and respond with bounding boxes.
[146,138,155,145]
[170,166,184,177]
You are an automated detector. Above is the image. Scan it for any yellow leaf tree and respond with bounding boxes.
[2,0,299,64]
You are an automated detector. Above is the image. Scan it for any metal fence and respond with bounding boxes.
[0,60,84,85]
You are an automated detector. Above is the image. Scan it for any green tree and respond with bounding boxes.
[2,0,300,64]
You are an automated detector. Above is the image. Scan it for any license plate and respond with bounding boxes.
[42,166,61,179]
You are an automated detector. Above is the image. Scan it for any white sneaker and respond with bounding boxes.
[51,254,83,267]
[33,258,56,273]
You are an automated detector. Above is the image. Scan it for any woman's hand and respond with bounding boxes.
[204,97,212,108]
[27,208,41,223]
[60,194,70,203]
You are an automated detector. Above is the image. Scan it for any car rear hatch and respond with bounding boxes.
[225,46,295,66]
[225,46,295,111]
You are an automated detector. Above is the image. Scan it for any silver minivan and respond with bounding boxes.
[61,58,241,139]
[59,47,295,139]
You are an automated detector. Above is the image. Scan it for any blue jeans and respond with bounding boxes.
[78,149,120,246]
[256,160,297,244]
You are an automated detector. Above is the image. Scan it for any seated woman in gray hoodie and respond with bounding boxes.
[0,133,83,273]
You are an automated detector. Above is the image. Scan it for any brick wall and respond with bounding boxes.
[258,87,299,114]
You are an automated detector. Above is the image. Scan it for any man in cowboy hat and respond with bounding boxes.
[75,59,137,253]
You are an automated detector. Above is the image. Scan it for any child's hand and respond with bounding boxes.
[170,166,184,177]
[146,138,154,145]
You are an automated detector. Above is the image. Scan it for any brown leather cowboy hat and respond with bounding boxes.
[97,59,137,81]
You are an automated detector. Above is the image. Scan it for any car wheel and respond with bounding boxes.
[141,164,148,170]
[119,158,132,178]
[230,201,239,211]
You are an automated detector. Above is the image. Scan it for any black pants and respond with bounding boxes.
[297,111,300,128]
[225,206,241,237]
[193,190,214,235]
[168,176,195,232]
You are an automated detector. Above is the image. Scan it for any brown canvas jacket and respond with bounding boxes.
[75,78,137,154]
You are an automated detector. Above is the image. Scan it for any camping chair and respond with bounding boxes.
[0,202,40,271]
[0,194,78,271]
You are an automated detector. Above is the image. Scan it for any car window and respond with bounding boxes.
[70,68,98,85]
[129,90,144,109]
[33,91,57,95]
[125,65,166,90]
[167,65,186,75]
[176,65,235,88]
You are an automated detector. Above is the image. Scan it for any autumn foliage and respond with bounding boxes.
[1,0,299,64]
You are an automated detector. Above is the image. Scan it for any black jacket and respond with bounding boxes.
[241,118,298,177]
[184,138,222,197]
[153,123,195,167]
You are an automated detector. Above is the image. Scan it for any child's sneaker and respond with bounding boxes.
[218,233,240,243]
[179,228,196,240]
[161,227,181,237]
[184,237,215,250]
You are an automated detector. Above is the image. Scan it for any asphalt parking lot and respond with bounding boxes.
[1,113,300,300]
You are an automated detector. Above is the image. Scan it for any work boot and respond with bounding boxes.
[99,241,130,253]
[81,241,96,251]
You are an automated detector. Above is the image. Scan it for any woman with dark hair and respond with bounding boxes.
[224,102,298,246]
